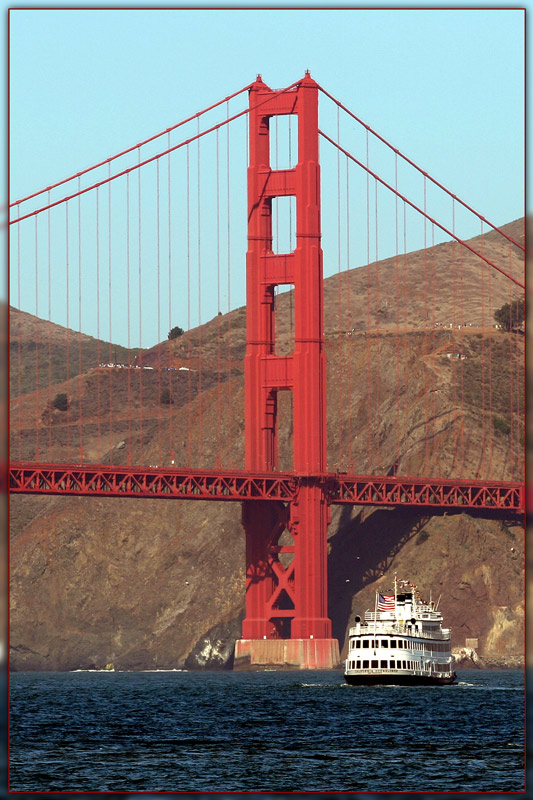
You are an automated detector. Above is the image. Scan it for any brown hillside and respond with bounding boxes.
[9,221,525,671]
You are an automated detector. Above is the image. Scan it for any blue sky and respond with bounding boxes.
[8,7,525,348]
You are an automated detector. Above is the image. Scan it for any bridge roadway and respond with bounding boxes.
[9,462,524,514]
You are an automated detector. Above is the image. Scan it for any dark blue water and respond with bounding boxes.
[9,668,524,792]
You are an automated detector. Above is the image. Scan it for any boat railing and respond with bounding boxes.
[348,624,450,640]
[364,611,442,621]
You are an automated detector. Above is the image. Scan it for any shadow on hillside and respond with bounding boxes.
[327,505,430,646]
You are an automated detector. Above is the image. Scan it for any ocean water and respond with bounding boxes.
[9,668,524,792]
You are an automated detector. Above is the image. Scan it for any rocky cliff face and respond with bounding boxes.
[9,220,525,670]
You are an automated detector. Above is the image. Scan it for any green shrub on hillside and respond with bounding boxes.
[493,415,511,436]
[52,392,68,411]
[168,326,184,340]
[492,417,511,436]
[494,297,525,332]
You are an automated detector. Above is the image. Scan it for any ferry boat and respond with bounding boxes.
[344,578,457,686]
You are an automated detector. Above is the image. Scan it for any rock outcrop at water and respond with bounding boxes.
[9,220,525,671]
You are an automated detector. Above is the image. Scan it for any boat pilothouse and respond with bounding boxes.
[344,577,457,686]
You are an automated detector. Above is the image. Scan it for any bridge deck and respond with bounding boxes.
[9,463,524,513]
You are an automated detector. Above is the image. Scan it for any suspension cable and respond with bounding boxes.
[10,80,304,225]
[319,130,525,289]
[316,82,524,252]
[9,82,255,209]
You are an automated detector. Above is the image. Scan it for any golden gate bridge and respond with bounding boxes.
[9,73,524,669]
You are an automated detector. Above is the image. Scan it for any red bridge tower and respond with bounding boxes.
[234,73,340,669]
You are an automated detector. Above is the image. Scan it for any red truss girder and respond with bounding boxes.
[8,463,524,512]
[8,463,297,502]
[329,475,524,511]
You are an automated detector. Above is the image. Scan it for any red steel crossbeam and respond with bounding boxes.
[8,463,524,512]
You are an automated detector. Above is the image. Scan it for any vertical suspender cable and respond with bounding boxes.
[96,188,101,461]
[451,199,458,475]
[487,230,493,478]
[403,201,409,468]
[47,194,52,455]
[365,130,372,471]
[16,206,21,459]
[197,117,203,466]
[345,154,353,469]
[65,201,71,462]
[186,144,192,467]
[508,243,514,478]
[336,108,343,466]
[394,153,401,471]
[394,153,401,473]
[167,132,173,466]
[216,127,222,467]
[156,158,162,465]
[374,178,380,471]
[459,235,465,477]
[108,163,113,453]
[429,223,436,477]
[78,177,83,463]
[226,102,233,467]
[423,177,429,472]
[126,172,132,464]
[138,147,143,466]
[479,221,486,477]
[34,216,40,461]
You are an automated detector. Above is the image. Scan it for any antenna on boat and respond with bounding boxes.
[435,593,442,611]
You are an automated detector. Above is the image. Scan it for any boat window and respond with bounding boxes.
[381,640,388,647]
[363,660,369,668]
[363,639,369,648]
[356,661,361,669]
[390,640,396,647]
[398,640,403,648]
[356,640,361,648]
[371,660,378,668]
[380,660,387,668]
[402,660,406,669]
[389,660,395,668]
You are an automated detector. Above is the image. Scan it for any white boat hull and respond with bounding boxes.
[344,670,457,686]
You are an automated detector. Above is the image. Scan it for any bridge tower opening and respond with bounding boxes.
[234,73,340,670]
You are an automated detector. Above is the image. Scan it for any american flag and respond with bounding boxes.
[378,594,395,611]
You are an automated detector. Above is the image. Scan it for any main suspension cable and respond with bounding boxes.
[9,82,255,209]
[319,130,525,289]
[10,80,304,226]
[316,82,524,253]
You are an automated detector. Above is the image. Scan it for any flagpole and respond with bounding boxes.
[374,590,378,636]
